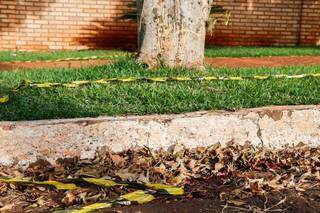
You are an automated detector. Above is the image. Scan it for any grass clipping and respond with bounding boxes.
[0,142,319,212]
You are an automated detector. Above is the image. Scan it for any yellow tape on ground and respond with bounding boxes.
[1,73,320,104]
[286,74,305,79]
[204,76,218,80]
[80,178,184,196]
[69,202,113,213]
[7,54,129,63]
[0,95,9,103]
[118,77,138,82]
[0,176,184,195]
[274,74,287,78]
[171,77,191,81]
[146,183,184,195]
[253,75,269,80]
[34,83,61,88]
[66,190,155,213]
[71,80,91,85]
[120,190,155,204]
[311,73,320,77]
[2,177,183,212]
[35,180,78,190]
[147,77,167,82]
[0,178,78,190]
[228,76,243,81]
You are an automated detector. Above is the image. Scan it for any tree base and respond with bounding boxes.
[137,0,212,69]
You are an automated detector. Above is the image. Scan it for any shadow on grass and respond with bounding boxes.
[1,89,101,121]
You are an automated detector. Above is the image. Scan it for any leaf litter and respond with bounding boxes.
[0,142,319,212]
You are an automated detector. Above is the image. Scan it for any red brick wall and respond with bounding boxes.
[209,0,319,46]
[0,0,137,50]
[300,0,320,45]
[0,0,319,51]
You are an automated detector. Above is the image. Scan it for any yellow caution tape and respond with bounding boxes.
[0,95,9,103]
[0,177,184,195]
[69,202,113,213]
[80,178,184,196]
[204,76,218,80]
[93,79,109,84]
[118,77,138,82]
[311,73,320,77]
[34,83,59,88]
[171,77,191,81]
[147,77,167,82]
[286,74,305,79]
[35,180,78,190]
[120,190,156,204]
[62,83,79,88]
[93,78,117,84]
[8,54,130,63]
[1,73,320,104]
[0,178,30,184]
[1,177,183,212]
[71,80,91,85]
[0,178,78,190]
[146,183,184,195]
[253,75,269,80]
[67,190,154,213]
[274,74,287,78]
[228,76,243,81]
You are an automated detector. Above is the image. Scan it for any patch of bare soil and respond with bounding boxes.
[111,189,320,213]
[0,142,319,212]
[0,59,112,71]
[205,56,320,68]
[2,56,320,72]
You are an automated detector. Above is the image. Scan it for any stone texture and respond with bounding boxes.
[0,105,319,167]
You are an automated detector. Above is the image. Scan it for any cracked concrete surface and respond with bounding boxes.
[0,105,319,167]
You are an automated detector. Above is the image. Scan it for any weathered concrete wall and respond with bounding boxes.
[0,105,319,167]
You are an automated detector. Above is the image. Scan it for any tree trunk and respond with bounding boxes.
[137,0,213,69]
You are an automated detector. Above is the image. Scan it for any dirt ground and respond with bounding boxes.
[205,56,320,68]
[112,188,320,213]
[1,56,320,71]
[0,59,111,71]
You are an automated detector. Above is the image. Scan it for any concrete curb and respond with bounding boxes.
[1,105,319,167]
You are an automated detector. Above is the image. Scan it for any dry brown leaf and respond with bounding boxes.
[109,154,126,167]
[62,191,77,206]
[214,163,224,172]
[227,199,246,206]
[0,203,14,211]
[115,169,140,181]
[153,163,167,175]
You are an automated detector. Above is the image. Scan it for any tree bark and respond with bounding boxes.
[137,0,213,69]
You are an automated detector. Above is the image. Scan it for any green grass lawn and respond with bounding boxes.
[0,46,319,62]
[1,58,320,121]
[205,46,320,57]
[0,50,126,62]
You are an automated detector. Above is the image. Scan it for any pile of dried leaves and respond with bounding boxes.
[0,142,319,212]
